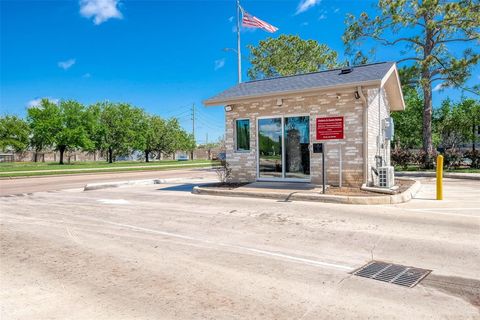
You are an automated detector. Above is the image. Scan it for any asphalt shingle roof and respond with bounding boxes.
[205,62,395,105]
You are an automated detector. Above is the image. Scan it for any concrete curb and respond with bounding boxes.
[396,171,480,180]
[83,178,198,191]
[192,178,421,205]
[84,179,162,191]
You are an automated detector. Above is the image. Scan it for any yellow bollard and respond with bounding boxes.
[436,155,444,200]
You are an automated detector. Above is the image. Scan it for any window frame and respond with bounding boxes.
[235,118,251,152]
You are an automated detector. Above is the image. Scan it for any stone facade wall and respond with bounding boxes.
[225,87,390,187]
[225,88,389,187]
[12,151,104,162]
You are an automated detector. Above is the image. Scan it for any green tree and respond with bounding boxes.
[178,131,196,159]
[343,0,480,166]
[84,103,104,160]
[27,99,58,161]
[28,99,92,164]
[137,114,166,162]
[0,115,30,153]
[433,98,465,150]
[457,98,480,152]
[247,34,339,80]
[96,102,143,163]
[391,90,424,149]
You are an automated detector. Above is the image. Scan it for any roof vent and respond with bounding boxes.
[340,67,353,74]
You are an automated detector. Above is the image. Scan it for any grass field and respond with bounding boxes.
[0,160,218,178]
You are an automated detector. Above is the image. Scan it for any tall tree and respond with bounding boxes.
[137,114,166,162]
[85,103,104,160]
[0,115,30,153]
[27,99,59,161]
[247,34,338,80]
[158,118,192,159]
[343,0,480,166]
[97,102,143,163]
[28,99,92,164]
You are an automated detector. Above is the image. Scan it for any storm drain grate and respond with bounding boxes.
[352,261,431,288]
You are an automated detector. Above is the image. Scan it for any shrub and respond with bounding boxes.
[391,148,414,169]
[443,149,463,169]
[215,160,232,183]
[464,150,480,169]
[415,150,438,169]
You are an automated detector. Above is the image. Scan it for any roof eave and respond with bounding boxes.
[380,64,406,112]
[203,79,382,106]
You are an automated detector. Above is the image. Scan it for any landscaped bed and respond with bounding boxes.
[195,178,415,197]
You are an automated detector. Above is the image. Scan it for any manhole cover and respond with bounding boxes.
[352,261,431,288]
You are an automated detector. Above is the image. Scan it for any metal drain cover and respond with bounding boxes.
[352,261,431,288]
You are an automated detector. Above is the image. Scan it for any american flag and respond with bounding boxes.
[241,8,278,33]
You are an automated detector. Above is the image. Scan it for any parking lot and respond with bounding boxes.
[1,173,479,319]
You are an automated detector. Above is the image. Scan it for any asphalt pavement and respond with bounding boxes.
[0,168,216,196]
[1,175,479,319]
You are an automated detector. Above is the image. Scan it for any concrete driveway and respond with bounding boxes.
[1,176,479,319]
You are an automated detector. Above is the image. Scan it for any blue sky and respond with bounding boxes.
[1,0,478,144]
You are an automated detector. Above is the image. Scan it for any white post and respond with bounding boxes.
[339,144,342,188]
[236,0,242,83]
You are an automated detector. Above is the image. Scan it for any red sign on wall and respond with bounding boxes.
[316,116,344,140]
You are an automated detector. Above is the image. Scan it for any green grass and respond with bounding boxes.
[395,165,480,173]
[0,160,218,178]
[0,160,211,172]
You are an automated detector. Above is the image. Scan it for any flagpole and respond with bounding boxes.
[236,0,242,83]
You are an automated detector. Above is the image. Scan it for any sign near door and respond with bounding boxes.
[316,116,344,140]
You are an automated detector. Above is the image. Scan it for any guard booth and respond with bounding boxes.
[203,62,405,188]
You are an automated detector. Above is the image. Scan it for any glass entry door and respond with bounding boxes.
[258,118,283,178]
[257,116,310,181]
[284,116,310,179]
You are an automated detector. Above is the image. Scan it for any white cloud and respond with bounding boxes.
[301,22,309,26]
[433,83,444,91]
[214,58,225,71]
[27,97,59,108]
[79,0,123,25]
[228,16,234,23]
[296,0,321,14]
[82,73,91,78]
[333,8,340,13]
[58,59,76,70]
[318,14,327,20]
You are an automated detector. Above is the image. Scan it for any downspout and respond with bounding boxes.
[357,86,368,186]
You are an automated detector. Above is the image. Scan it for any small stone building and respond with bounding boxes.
[204,62,405,187]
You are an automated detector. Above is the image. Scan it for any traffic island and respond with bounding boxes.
[192,178,420,205]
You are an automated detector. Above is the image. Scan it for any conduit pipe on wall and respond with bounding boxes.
[357,86,368,186]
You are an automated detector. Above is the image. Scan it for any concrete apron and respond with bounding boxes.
[193,179,422,205]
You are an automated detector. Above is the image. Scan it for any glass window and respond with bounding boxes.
[236,119,250,151]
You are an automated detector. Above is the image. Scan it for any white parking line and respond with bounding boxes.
[97,199,131,205]
[376,205,480,218]
[404,208,480,218]
[56,212,355,272]
[411,208,480,211]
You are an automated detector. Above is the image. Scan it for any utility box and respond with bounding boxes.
[313,143,324,153]
[383,117,394,140]
[375,166,395,188]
